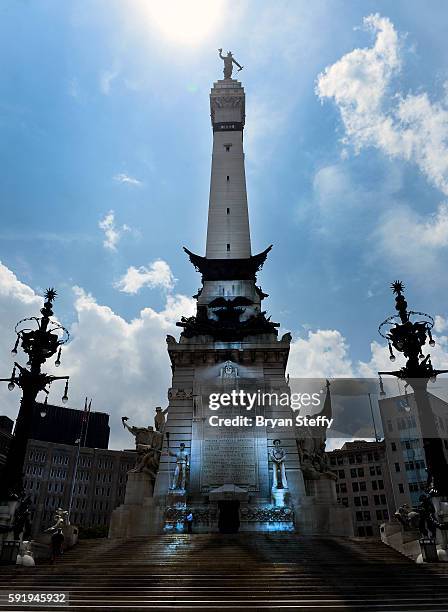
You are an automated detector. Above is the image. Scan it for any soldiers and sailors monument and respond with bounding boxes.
[109,50,352,538]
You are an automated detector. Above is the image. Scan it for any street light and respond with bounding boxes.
[0,288,70,500]
[377,280,448,497]
[40,396,48,419]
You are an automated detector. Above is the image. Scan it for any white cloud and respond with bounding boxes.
[357,340,404,379]
[98,210,130,252]
[359,327,448,383]
[3,261,448,449]
[373,202,448,276]
[435,315,448,333]
[0,262,195,450]
[288,329,354,378]
[100,68,119,95]
[0,264,41,306]
[113,173,142,187]
[67,77,80,99]
[316,13,448,197]
[313,165,354,208]
[115,260,176,294]
[288,323,448,387]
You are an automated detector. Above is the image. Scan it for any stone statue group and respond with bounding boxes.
[122,406,189,491]
[121,406,332,495]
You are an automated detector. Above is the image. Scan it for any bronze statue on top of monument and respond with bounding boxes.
[218,49,243,79]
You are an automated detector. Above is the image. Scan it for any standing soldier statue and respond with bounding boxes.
[269,439,288,489]
[168,442,189,490]
[218,49,243,79]
[154,406,168,433]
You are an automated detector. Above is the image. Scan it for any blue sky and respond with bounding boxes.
[1,1,448,447]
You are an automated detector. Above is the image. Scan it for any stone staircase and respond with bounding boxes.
[1,534,448,610]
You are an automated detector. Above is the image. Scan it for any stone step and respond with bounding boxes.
[1,534,447,611]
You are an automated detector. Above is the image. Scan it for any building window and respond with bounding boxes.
[352,482,359,492]
[361,496,369,506]
[365,526,373,536]
[338,469,345,479]
[395,462,400,472]
[356,511,363,521]
[363,511,371,521]
[360,482,366,492]
[226,244,230,252]
[350,468,357,478]
[339,483,347,493]
[376,509,389,521]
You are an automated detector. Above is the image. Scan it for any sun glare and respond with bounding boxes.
[142,0,225,45]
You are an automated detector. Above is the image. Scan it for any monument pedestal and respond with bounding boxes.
[297,474,353,536]
[271,488,289,507]
[163,489,188,533]
[109,472,160,538]
[124,472,153,504]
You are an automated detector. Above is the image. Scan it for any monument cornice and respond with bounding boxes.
[183,246,272,281]
[165,340,291,368]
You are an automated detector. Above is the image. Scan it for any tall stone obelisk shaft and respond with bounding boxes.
[206,79,251,259]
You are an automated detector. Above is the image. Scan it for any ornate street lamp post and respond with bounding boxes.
[378,281,448,497]
[0,288,70,500]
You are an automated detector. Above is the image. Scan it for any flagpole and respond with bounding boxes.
[83,399,92,446]
[67,398,86,521]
